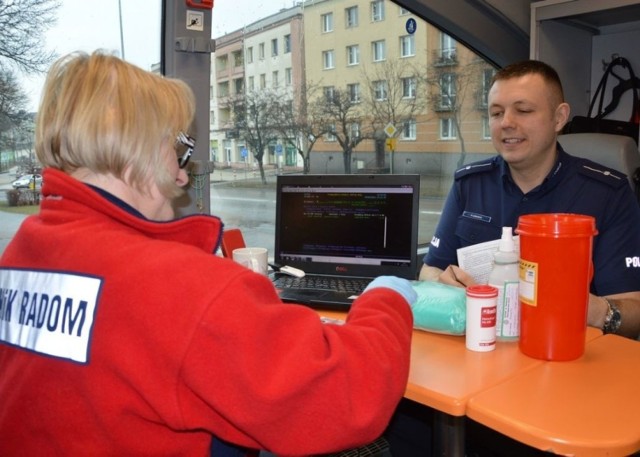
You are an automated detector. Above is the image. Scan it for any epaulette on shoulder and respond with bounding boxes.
[577,159,628,189]
[454,157,498,180]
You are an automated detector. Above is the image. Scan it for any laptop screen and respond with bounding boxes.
[274,174,420,279]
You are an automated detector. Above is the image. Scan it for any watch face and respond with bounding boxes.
[604,300,622,334]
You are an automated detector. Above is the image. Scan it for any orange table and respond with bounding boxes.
[466,334,640,456]
[320,309,603,455]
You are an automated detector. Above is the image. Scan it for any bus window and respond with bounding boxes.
[208,0,497,253]
[5,0,498,258]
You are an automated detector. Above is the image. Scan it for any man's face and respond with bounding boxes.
[488,73,568,170]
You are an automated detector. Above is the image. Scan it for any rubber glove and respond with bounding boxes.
[364,276,417,306]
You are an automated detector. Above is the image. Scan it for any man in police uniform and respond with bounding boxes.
[419,60,640,340]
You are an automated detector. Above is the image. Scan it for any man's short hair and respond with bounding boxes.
[492,59,565,104]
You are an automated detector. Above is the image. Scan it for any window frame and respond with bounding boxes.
[373,79,388,101]
[346,6,359,28]
[440,117,457,140]
[371,0,385,22]
[372,40,386,62]
[400,34,415,58]
[402,77,416,98]
[322,12,334,33]
[347,44,360,66]
[402,119,417,140]
[322,50,335,70]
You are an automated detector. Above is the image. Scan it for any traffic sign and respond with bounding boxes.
[384,123,397,138]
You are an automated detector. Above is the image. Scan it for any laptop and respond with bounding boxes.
[271,173,420,310]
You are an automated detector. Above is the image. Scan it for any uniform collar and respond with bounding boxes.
[500,142,571,195]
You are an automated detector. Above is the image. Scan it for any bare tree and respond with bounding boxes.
[424,54,492,168]
[361,60,428,172]
[269,82,330,174]
[312,87,367,174]
[0,0,60,74]
[0,70,26,129]
[226,89,279,184]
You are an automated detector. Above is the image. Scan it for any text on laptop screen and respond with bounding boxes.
[275,175,420,276]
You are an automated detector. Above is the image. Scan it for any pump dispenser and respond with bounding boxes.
[488,227,520,340]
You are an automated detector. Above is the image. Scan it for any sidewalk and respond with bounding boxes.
[0,211,27,255]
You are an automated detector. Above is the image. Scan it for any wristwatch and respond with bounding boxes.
[602,298,622,334]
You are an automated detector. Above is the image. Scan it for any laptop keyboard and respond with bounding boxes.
[272,275,371,295]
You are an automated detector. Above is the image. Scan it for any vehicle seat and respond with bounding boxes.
[558,133,640,201]
[220,228,246,258]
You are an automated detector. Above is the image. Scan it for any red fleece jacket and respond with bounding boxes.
[0,168,413,457]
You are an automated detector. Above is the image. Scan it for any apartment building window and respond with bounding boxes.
[233,50,243,67]
[259,43,265,60]
[400,35,415,57]
[373,80,388,101]
[482,116,491,139]
[326,124,337,141]
[347,45,359,66]
[347,83,360,103]
[260,73,266,89]
[441,118,457,139]
[371,0,384,22]
[285,67,292,86]
[216,54,228,71]
[440,33,456,59]
[246,47,253,63]
[350,122,361,139]
[322,13,333,32]
[480,68,496,108]
[346,6,358,27]
[323,86,336,102]
[271,38,278,56]
[272,71,279,88]
[234,77,243,94]
[323,50,335,69]
[284,34,291,53]
[402,119,416,140]
[402,77,416,98]
[372,40,385,62]
[217,81,229,97]
[248,76,254,91]
[440,73,456,109]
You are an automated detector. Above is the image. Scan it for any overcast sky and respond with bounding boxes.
[22,0,288,111]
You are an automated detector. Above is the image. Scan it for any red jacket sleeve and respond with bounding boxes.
[178,269,413,455]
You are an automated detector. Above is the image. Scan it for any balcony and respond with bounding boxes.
[432,50,458,67]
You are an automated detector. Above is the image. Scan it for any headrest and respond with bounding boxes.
[558,133,640,190]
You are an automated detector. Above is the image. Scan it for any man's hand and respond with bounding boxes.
[419,264,476,288]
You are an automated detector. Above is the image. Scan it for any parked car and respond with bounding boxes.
[11,174,43,189]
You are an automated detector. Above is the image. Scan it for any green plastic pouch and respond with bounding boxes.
[410,281,466,335]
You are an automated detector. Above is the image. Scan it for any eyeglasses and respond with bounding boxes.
[176,132,195,169]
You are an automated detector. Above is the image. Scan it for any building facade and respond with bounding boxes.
[210,0,496,176]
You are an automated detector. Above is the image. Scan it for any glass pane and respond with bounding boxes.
[209,0,498,258]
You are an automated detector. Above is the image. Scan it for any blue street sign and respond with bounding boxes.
[406,18,417,34]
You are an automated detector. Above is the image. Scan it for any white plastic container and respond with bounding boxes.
[488,227,520,341]
[465,285,497,352]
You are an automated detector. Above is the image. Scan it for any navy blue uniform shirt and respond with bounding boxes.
[424,143,640,296]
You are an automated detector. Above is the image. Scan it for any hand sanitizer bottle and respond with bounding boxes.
[488,227,520,340]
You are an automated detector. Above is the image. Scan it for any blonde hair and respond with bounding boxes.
[35,50,195,198]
